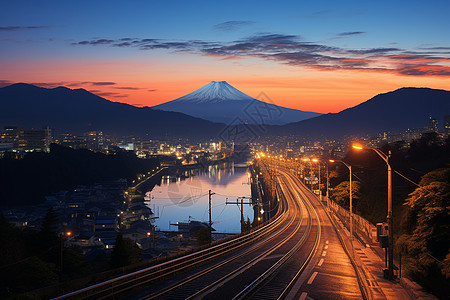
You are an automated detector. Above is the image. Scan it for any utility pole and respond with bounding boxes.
[387,150,394,280]
[208,190,215,240]
[352,145,395,280]
[226,197,252,232]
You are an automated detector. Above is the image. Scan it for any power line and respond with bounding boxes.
[393,170,446,200]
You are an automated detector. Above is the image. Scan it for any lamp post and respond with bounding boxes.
[60,231,71,282]
[311,158,322,200]
[302,158,311,188]
[329,159,353,246]
[353,144,394,280]
[326,163,329,199]
[312,158,321,199]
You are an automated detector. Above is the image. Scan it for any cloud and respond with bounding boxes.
[113,86,142,90]
[82,81,116,86]
[76,39,115,45]
[418,46,450,50]
[309,10,334,18]
[147,89,157,92]
[89,90,125,97]
[0,25,50,31]
[29,82,72,88]
[397,65,450,76]
[337,31,365,36]
[213,21,255,32]
[0,80,14,88]
[72,33,450,77]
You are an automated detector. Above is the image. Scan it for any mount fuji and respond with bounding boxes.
[152,81,321,125]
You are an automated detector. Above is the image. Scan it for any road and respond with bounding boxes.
[130,165,363,299]
[54,161,364,300]
[282,168,364,299]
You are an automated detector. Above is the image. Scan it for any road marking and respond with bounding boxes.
[299,292,308,300]
[324,245,328,250]
[307,271,318,284]
[318,258,324,266]
[322,251,327,256]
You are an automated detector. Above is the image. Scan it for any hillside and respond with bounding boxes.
[0,83,225,138]
[273,87,450,138]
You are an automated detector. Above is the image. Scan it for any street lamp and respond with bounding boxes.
[353,143,394,280]
[60,231,72,282]
[329,159,353,247]
[302,158,312,188]
[312,158,321,199]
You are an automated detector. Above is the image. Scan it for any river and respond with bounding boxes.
[145,162,254,234]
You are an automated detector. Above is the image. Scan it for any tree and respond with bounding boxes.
[110,233,141,269]
[39,207,59,249]
[402,169,450,269]
[397,168,450,298]
[330,180,361,208]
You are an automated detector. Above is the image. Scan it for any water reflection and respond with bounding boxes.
[146,162,253,233]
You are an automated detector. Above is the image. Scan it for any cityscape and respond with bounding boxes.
[1,1,449,300]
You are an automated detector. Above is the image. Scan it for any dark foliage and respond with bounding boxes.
[40,207,59,249]
[110,233,141,269]
[397,168,450,298]
[0,144,160,205]
[331,134,450,224]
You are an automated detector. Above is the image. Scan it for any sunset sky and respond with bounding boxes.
[1,0,449,113]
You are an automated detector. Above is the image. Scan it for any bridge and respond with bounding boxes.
[53,159,411,299]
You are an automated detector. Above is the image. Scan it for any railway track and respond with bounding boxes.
[54,167,322,300]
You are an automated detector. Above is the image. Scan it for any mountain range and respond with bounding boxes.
[0,83,224,138]
[152,81,320,125]
[0,83,449,141]
[269,87,450,139]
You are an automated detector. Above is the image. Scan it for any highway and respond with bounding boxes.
[128,163,363,299]
[54,161,364,300]
[281,168,364,300]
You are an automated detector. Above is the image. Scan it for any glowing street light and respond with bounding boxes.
[311,158,321,199]
[353,143,394,280]
[329,159,353,248]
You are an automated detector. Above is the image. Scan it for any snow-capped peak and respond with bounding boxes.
[172,81,255,104]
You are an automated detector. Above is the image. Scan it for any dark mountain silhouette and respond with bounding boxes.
[153,81,320,125]
[271,87,450,139]
[2,84,448,141]
[0,83,225,138]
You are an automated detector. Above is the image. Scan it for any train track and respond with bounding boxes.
[54,167,322,300]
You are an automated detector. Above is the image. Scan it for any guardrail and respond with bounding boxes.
[327,199,376,243]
